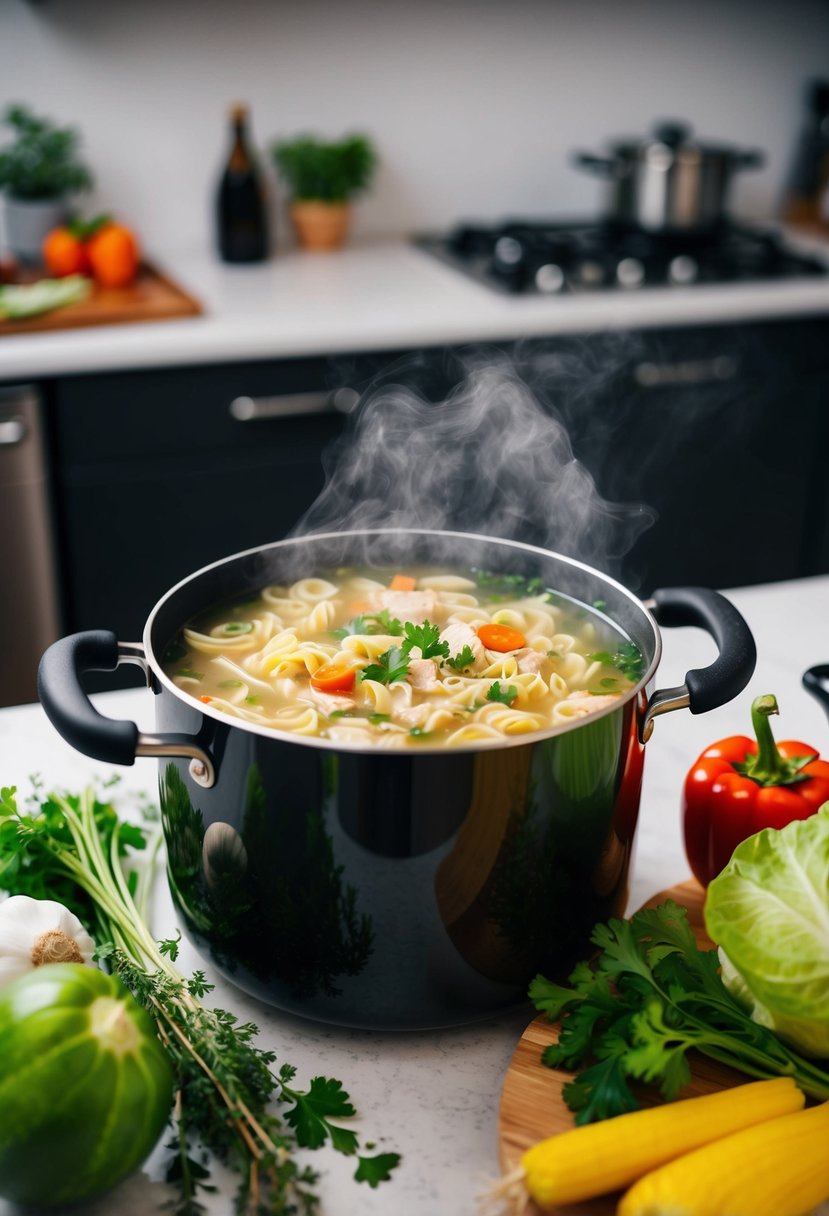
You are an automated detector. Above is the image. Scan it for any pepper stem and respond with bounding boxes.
[748,694,788,783]
[735,694,812,788]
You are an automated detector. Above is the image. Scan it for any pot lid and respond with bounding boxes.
[612,121,750,164]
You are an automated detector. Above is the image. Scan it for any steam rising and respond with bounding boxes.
[293,362,654,579]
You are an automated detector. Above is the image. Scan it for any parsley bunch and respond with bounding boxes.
[530,901,829,1125]
[0,784,399,1214]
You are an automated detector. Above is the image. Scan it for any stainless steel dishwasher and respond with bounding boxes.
[0,385,61,707]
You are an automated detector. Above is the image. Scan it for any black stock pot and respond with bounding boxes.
[38,530,755,1029]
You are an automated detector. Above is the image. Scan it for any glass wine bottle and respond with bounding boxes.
[780,80,829,230]
[216,104,269,263]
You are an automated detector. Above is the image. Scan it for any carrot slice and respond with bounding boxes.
[390,574,416,591]
[310,662,357,694]
[199,695,213,703]
[478,623,526,652]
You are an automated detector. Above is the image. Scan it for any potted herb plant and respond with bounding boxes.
[0,104,93,263]
[271,133,377,251]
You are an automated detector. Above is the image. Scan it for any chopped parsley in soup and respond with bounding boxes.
[162,567,645,747]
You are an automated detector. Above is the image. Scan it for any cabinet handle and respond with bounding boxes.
[0,416,27,446]
[633,356,739,388]
[229,387,359,421]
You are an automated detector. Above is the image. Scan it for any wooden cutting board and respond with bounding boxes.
[496,880,751,1216]
[0,263,202,335]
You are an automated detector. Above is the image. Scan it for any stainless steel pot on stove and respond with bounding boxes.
[574,121,764,234]
[37,530,756,1030]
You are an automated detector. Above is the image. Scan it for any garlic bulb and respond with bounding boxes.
[0,895,96,987]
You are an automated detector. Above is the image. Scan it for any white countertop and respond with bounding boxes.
[1,232,829,380]
[1,573,828,1214]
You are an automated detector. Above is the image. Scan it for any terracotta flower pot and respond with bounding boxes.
[290,201,351,252]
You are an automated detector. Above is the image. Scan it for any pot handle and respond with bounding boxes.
[38,630,216,786]
[641,586,756,742]
[734,149,765,171]
[802,664,829,726]
[572,151,619,178]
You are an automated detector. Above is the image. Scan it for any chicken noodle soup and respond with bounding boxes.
[162,567,645,748]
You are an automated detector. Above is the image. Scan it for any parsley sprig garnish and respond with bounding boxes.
[588,641,645,682]
[530,900,829,1125]
[333,609,403,640]
[0,784,400,1212]
[471,569,546,600]
[486,681,519,706]
[401,620,448,661]
[359,645,410,686]
[444,644,476,672]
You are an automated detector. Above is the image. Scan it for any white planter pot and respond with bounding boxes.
[1,194,69,264]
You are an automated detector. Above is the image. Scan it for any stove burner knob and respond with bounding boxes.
[535,263,565,294]
[616,257,645,289]
[575,259,605,287]
[493,235,524,269]
[668,255,699,285]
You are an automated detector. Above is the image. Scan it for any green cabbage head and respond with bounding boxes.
[704,804,829,1059]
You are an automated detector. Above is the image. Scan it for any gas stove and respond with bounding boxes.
[416,219,829,295]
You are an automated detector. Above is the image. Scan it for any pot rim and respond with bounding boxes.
[143,528,662,755]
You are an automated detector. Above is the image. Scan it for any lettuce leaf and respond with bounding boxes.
[705,804,829,1057]
[0,275,90,320]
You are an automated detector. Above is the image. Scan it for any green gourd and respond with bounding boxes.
[0,962,173,1208]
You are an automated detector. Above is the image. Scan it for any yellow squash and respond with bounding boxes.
[519,1078,803,1208]
[617,1098,829,1216]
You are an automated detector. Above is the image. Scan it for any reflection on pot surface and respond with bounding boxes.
[161,759,374,1002]
[158,691,641,1028]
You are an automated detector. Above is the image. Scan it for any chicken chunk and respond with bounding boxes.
[407,658,442,692]
[305,687,356,715]
[395,703,432,729]
[438,621,487,672]
[560,690,621,717]
[515,647,552,677]
[371,589,439,626]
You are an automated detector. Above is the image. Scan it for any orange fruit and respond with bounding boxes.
[42,227,90,278]
[86,223,140,288]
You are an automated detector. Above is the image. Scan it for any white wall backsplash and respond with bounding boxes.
[1,0,827,258]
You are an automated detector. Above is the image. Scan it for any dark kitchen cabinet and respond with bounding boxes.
[46,349,458,661]
[515,315,829,595]
[32,312,829,692]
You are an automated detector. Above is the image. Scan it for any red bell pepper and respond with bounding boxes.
[682,693,829,886]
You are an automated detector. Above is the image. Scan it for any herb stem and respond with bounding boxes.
[134,825,164,924]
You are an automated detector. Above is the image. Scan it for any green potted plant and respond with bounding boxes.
[0,104,93,263]
[271,133,377,251]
